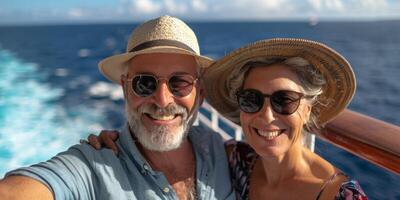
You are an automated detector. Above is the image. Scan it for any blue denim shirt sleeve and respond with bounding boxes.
[6,144,134,200]
[6,145,101,200]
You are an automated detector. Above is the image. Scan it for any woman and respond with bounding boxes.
[203,38,367,200]
[87,38,367,199]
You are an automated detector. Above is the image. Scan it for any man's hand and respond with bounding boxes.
[86,130,120,155]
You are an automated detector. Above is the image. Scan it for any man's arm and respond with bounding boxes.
[0,144,97,200]
[0,175,53,200]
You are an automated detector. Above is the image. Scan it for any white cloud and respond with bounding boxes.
[210,0,295,19]
[308,0,322,11]
[231,0,286,12]
[133,0,162,14]
[358,0,389,13]
[258,0,283,10]
[192,0,207,12]
[68,8,85,18]
[164,0,188,14]
[1,0,400,24]
[359,0,388,9]
[325,0,345,11]
[308,0,391,14]
[307,0,345,12]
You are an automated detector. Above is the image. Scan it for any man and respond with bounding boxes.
[0,16,234,200]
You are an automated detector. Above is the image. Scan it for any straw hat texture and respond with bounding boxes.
[204,38,356,125]
[98,15,213,84]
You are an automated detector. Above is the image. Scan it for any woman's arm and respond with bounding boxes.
[85,130,120,154]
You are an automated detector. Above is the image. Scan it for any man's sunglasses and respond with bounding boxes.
[127,73,198,97]
[236,89,310,115]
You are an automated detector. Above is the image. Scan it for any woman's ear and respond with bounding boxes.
[303,104,312,124]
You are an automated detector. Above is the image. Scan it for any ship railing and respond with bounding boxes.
[197,101,400,175]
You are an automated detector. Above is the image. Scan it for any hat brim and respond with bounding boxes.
[98,46,213,84]
[204,38,356,125]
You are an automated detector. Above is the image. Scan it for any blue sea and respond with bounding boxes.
[0,21,399,199]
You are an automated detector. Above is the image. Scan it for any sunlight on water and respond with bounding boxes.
[0,50,106,176]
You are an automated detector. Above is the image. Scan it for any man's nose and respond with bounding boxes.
[152,80,174,108]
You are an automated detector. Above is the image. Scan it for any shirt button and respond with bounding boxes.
[143,164,149,170]
[163,187,170,193]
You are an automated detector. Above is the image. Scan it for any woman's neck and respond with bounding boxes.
[258,143,308,186]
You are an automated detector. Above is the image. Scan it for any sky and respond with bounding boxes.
[0,0,399,25]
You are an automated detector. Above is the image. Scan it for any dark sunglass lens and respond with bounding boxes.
[271,91,302,115]
[168,75,195,97]
[132,75,157,96]
[237,89,264,113]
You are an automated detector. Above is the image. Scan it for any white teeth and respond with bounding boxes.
[256,130,281,139]
[148,114,176,120]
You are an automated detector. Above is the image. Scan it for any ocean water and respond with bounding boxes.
[0,21,399,199]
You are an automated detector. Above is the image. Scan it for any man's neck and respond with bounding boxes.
[138,139,194,174]
[137,139,197,200]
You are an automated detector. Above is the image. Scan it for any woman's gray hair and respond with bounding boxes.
[227,57,326,145]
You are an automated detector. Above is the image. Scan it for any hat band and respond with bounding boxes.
[129,39,195,53]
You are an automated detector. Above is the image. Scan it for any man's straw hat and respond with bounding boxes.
[204,38,356,125]
[98,15,213,84]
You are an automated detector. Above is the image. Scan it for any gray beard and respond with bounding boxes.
[125,100,199,152]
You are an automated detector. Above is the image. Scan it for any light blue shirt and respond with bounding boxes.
[6,125,235,200]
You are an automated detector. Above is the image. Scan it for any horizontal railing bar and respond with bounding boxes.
[320,109,400,175]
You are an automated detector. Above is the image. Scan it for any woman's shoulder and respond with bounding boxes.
[303,150,367,199]
[317,172,368,200]
[304,147,338,177]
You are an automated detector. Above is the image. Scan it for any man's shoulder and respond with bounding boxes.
[63,143,119,164]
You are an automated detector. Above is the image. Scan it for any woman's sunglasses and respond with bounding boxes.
[236,89,309,115]
[127,73,198,97]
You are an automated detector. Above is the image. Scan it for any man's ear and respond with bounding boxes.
[121,74,128,99]
[198,85,205,105]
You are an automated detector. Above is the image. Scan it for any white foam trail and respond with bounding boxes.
[54,68,68,77]
[78,49,90,58]
[88,81,124,100]
[0,49,107,177]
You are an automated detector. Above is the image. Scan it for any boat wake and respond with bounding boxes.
[0,49,107,176]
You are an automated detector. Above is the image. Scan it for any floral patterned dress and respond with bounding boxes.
[225,140,368,200]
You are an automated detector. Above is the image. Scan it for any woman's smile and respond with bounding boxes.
[253,127,285,140]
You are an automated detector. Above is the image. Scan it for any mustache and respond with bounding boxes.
[138,103,188,119]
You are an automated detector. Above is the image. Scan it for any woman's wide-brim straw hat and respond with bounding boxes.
[204,38,356,125]
[98,15,213,84]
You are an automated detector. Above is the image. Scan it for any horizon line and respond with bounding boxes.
[1,18,400,27]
